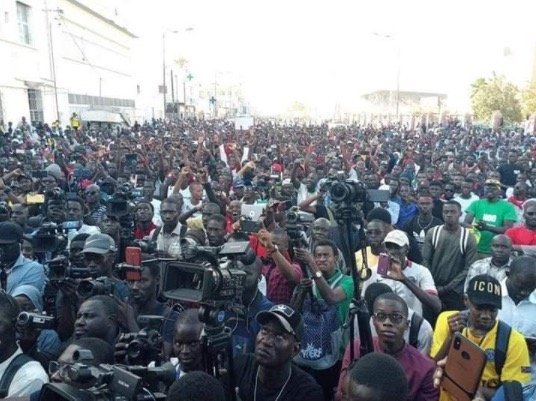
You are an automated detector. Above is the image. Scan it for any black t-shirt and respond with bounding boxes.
[234,354,324,401]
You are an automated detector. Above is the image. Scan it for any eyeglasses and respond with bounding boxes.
[49,361,73,378]
[372,312,407,324]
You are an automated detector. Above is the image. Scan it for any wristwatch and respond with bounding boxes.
[312,271,322,280]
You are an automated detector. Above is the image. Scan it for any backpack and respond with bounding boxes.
[431,225,471,255]
[0,353,34,398]
[294,274,344,370]
[409,312,424,349]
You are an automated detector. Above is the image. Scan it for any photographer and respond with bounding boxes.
[0,221,45,294]
[258,228,303,304]
[0,291,48,397]
[79,233,129,301]
[121,260,178,360]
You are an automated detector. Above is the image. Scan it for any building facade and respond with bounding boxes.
[0,0,137,127]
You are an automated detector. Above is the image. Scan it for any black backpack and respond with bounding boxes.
[0,353,34,398]
[409,313,424,349]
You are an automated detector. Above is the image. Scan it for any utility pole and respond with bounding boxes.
[44,0,61,124]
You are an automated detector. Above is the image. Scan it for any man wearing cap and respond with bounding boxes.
[0,221,45,295]
[362,229,441,317]
[80,233,129,301]
[233,304,323,401]
[464,178,517,256]
[431,274,531,401]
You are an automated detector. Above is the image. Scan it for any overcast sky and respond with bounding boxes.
[127,0,536,116]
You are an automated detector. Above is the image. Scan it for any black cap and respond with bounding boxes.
[256,304,303,340]
[466,274,502,309]
[0,222,23,244]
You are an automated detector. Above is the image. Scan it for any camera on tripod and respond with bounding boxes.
[31,222,67,253]
[329,180,390,204]
[286,207,313,249]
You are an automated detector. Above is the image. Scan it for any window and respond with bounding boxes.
[27,89,43,123]
[16,2,32,45]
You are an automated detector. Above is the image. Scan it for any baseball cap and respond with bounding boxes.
[81,233,117,254]
[383,230,409,247]
[0,222,23,244]
[256,304,303,340]
[485,178,502,187]
[466,274,502,309]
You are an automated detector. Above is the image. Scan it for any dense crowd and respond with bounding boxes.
[0,116,534,401]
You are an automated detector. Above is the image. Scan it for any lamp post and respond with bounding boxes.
[162,27,193,118]
[373,32,400,121]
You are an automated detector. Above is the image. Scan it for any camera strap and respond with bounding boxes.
[0,353,33,398]
[0,269,5,291]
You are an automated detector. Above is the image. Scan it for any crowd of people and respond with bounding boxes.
[0,116,534,401]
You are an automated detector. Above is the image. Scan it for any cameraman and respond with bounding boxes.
[0,221,45,294]
[13,285,62,368]
[308,218,347,273]
[0,291,48,397]
[80,233,129,301]
[121,260,178,360]
[258,227,303,304]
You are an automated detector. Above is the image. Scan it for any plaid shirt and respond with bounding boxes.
[262,257,303,304]
[86,204,107,225]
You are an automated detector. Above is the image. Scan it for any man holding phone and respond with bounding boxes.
[431,275,531,401]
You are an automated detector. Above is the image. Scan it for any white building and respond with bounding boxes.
[0,0,137,127]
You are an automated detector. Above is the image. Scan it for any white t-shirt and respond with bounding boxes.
[0,347,49,397]
[453,193,480,222]
[362,260,438,316]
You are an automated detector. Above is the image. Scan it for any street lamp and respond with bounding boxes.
[162,27,193,118]
[373,32,401,121]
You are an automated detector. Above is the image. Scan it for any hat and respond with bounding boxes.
[233,179,245,189]
[367,207,392,225]
[0,222,23,244]
[282,178,292,185]
[256,304,303,340]
[81,233,117,254]
[12,285,43,312]
[485,178,502,187]
[45,164,62,180]
[466,274,502,308]
[383,230,409,247]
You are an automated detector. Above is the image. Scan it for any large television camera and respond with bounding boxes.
[329,179,390,204]
[47,255,92,283]
[161,241,249,309]
[38,349,175,401]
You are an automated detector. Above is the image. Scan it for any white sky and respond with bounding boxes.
[126,0,536,116]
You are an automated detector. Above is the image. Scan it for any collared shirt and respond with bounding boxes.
[0,347,49,397]
[262,256,303,305]
[150,223,183,258]
[464,257,512,292]
[6,254,45,295]
[498,279,536,338]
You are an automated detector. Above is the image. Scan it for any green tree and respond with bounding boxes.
[470,74,522,123]
[521,81,536,118]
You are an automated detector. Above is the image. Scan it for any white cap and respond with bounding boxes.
[383,230,409,247]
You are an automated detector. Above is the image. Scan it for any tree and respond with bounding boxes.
[521,81,536,118]
[470,74,522,123]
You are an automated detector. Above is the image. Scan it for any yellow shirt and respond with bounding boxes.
[355,246,379,275]
[431,311,531,401]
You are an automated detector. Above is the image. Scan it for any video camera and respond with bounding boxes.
[162,241,249,309]
[39,348,175,401]
[77,276,115,298]
[47,255,92,282]
[31,222,68,253]
[285,207,313,249]
[17,311,55,330]
[125,315,163,366]
[329,179,390,204]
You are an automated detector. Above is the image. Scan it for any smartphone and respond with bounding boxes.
[125,246,142,267]
[240,219,261,234]
[26,194,45,204]
[442,333,486,401]
[377,253,390,276]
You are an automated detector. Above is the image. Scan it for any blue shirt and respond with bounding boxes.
[227,291,273,356]
[396,200,418,229]
[6,255,45,295]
